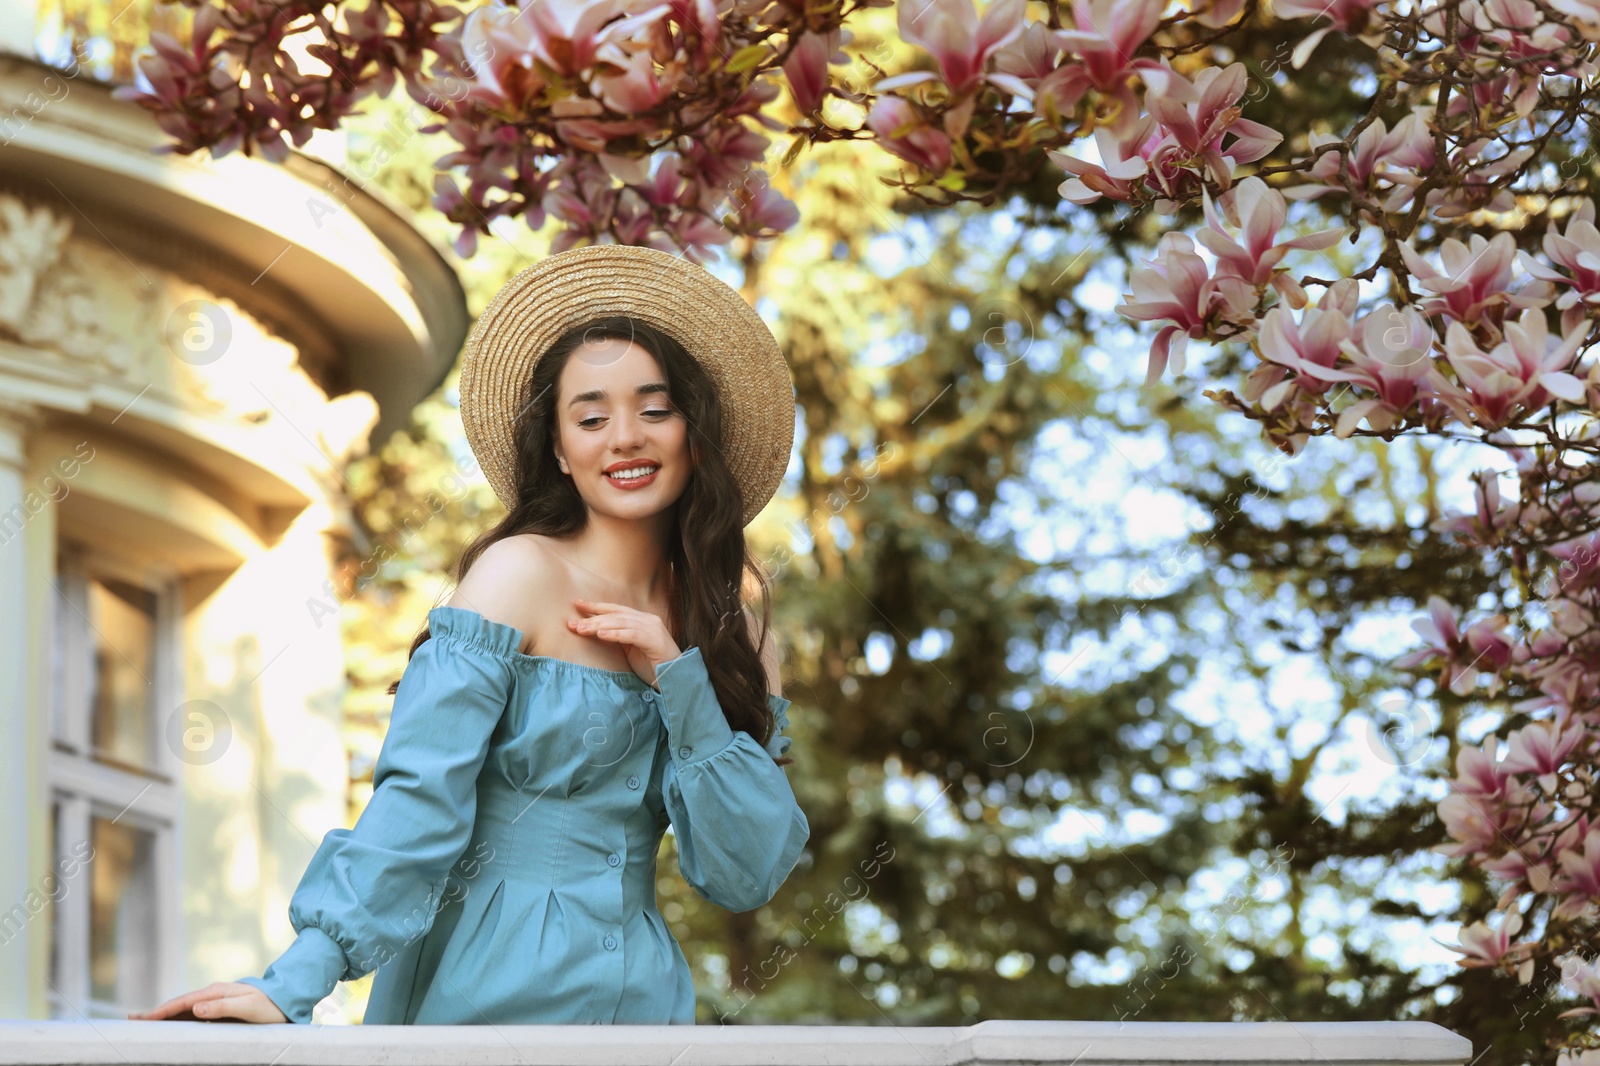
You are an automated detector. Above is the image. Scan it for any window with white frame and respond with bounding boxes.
[44,540,180,1020]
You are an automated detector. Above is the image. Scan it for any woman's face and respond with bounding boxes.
[551,335,693,521]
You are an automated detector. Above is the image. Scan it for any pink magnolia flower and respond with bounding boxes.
[1447,735,1510,801]
[994,22,1088,118]
[680,121,772,193]
[1436,469,1516,544]
[1399,232,1521,324]
[1439,311,1588,428]
[530,0,671,77]
[1461,612,1524,686]
[1554,827,1600,920]
[610,187,656,245]
[1055,65,1281,212]
[725,173,801,235]
[1442,908,1524,969]
[1273,0,1388,68]
[1520,199,1600,325]
[866,96,953,173]
[1046,0,1166,119]
[1553,812,1593,859]
[545,160,618,232]
[1191,0,1248,29]
[1485,849,1555,894]
[1116,232,1231,385]
[1280,303,1440,438]
[1437,789,1520,856]
[876,0,1033,101]
[459,3,550,108]
[1501,716,1586,793]
[1140,63,1283,193]
[431,175,480,257]
[548,96,655,152]
[1455,0,1587,79]
[993,19,1057,80]
[664,209,732,263]
[1398,595,1476,693]
[1551,0,1600,41]
[1048,115,1157,205]
[1550,530,1600,596]
[593,46,666,112]
[1254,299,1357,407]
[1561,954,1600,1018]
[1285,110,1435,212]
[460,0,671,102]
[1397,594,1523,695]
[782,30,843,115]
[638,151,687,207]
[657,0,724,64]
[1198,176,1346,304]
[1254,278,1356,406]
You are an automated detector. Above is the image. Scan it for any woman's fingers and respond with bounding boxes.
[128,983,225,1020]
[127,982,286,1024]
[574,599,643,618]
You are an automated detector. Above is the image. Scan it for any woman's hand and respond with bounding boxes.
[127,981,287,1023]
[568,598,682,688]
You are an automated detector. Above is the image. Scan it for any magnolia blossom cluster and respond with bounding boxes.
[428,0,816,256]
[114,0,877,258]
[1401,411,1600,1014]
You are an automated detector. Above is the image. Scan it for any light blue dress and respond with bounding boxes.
[236,605,809,1024]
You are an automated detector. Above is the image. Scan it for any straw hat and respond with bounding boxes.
[458,245,794,527]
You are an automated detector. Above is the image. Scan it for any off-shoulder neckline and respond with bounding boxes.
[426,605,793,708]
[429,604,653,686]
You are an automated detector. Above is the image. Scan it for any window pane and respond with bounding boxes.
[50,580,65,743]
[87,578,159,771]
[89,815,157,1006]
[47,800,59,992]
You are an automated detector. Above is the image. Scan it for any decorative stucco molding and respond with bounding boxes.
[0,192,70,332]
[0,190,378,470]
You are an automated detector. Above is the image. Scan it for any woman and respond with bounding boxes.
[129,245,808,1025]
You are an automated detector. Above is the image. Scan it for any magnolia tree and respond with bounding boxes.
[117,0,1600,1051]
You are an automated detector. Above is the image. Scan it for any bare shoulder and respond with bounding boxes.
[743,606,782,699]
[445,535,558,646]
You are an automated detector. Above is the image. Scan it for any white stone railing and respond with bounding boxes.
[0,1019,1474,1065]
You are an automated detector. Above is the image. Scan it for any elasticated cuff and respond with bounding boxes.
[236,925,346,1024]
[654,646,737,765]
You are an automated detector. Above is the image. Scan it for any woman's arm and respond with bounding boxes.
[234,605,517,1022]
[653,619,809,912]
[132,602,520,1025]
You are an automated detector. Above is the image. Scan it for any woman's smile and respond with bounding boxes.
[603,461,662,488]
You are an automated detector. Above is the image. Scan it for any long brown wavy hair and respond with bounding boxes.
[386,315,790,766]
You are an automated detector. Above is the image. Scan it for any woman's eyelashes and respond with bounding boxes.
[577,408,673,429]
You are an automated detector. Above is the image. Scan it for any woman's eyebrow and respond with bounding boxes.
[566,382,671,407]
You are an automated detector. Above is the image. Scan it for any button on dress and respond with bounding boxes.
[235,605,809,1025]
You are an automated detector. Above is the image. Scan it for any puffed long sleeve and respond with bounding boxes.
[652,646,809,913]
[236,606,516,1023]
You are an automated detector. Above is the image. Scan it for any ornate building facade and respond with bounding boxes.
[0,45,467,1020]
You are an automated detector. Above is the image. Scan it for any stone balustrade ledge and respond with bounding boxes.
[0,1019,1474,1066]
